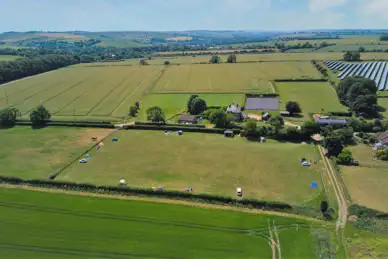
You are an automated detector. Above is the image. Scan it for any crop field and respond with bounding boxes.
[140,93,245,119]
[341,144,388,212]
[276,82,347,118]
[152,62,320,93]
[0,187,323,258]
[0,65,162,120]
[0,126,113,180]
[59,130,324,205]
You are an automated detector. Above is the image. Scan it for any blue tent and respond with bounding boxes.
[311,182,318,188]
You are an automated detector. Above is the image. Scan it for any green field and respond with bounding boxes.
[140,93,245,120]
[276,82,347,118]
[341,144,388,212]
[0,127,112,180]
[378,98,388,118]
[0,187,323,258]
[0,55,20,61]
[0,65,162,120]
[152,62,320,93]
[59,130,323,205]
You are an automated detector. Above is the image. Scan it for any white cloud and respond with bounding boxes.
[309,0,348,12]
[360,0,388,15]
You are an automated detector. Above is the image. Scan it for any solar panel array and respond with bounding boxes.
[323,60,388,91]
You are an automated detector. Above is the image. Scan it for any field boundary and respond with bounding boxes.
[0,175,324,219]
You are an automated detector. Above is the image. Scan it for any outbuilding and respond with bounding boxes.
[316,118,347,126]
[178,115,198,124]
[224,130,234,138]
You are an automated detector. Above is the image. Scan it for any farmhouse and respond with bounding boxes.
[377,130,388,147]
[226,104,242,114]
[178,115,198,124]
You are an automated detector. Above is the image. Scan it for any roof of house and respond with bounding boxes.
[377,131,388,144]
[226,104,242,114]
[316,119,347,125]
[178,115,198,122]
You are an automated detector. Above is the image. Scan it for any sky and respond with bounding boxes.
[0,0,387,32]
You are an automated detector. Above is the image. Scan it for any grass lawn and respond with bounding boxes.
[139,93,245,120]
[0,127,113,180]
[341,144,388,212]
[0,187,321,258]
[59,130,324,205]
[378,98,388,118]
[276,82,347,119]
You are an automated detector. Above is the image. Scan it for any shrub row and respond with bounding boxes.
[349,204,388,220]
[124,124,237,134]
[0,176,293,212]
[274,79,327,82]
[328,111,353,117]
[134,121,206,128]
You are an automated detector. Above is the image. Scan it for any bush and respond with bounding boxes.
[209,109,230,128]
[209,55,222,64]
[30,105,51,125]
[189,98,207,115]
[227,55,237,63]
[0,107,20,127]
[337,148,353,165]
[129,106,138,117]
[286,101,302,115]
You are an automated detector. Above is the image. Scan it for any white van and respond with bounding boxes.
[236,188,243,197]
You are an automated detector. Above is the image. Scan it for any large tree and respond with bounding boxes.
[343,51,361,61]
[323,134,344,157]
[146,106,165,123]
[338,77,378,117]
[209,55,222,64]
[227,55,237,63]
[285,101,301,115]
[209,109,230,128]
[189,98,207,115]
[30,105,51,125]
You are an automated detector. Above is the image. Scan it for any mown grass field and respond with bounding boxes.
[0,55,20,61]
[341,144,388,212]
[0,127,112,180]
[276,82,347,118]
[0,187,321,259]
[0,65,162,120]
[59,130,323,205]
[140,93,245,120]
[378,98,388,118]
[152,62,320,93]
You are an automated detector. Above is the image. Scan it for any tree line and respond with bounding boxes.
[0,54,79,84]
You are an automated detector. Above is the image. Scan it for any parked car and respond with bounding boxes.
[236,188,243,197]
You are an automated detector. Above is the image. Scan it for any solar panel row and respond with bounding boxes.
[323,60,388,90]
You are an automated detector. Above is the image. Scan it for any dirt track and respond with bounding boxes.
[317,145,348,245]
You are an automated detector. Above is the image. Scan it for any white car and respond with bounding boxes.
[236,188,243,197]
[302,161,311,166]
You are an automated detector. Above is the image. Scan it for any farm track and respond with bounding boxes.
[317,145,349,253]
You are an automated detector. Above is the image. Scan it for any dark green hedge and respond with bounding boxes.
[0,176,292,212]
[329,112,353,117]
[246,93,279,97]
[134,121,206,128]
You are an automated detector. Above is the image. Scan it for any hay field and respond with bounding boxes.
[276,82,347,118]
[341,144,388,212]
[0,126,113,180]
[152,62,321,93]
[59,130,324,205]
[0,65,162,119]
[0,188,319,258]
